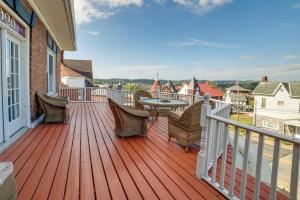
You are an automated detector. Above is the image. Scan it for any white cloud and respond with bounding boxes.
[86,31,100,36]
[74,0,114,25]
[283,54,299,59]
[166,37,242,49]
[240,55,262,61]
[291,2,300,8]
[172,0,232,15]
[74,0,142,25]
[93,0,143,7]
[74,0,232,25]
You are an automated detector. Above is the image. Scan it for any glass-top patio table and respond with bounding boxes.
[138,98,189,121]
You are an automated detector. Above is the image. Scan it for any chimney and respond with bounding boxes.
[261,76,268,82]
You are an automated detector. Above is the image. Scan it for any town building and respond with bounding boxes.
[61,59,93,88]
[150,73,160,93]
[161,81,177,94]
[253,79,300,137]
[0,0,76,148]
[198,81,223,100]
[178,78,222,100]
[178,77,200,95]
[225,85,252,111]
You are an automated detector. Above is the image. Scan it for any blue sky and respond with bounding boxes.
[65,0,300,81]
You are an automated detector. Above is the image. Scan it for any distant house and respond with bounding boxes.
[253,79,300,137]
[198,81,223,100]
[150,74,161,93]
[61,59,93,88]
[161,81,178,94]
[225,85,252,111]
[178,79,222,100]
[178,77,200,95]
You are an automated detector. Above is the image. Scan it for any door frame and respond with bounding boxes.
[0,1,30,143]
[47,48,56,95]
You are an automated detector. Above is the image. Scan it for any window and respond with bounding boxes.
[47,49,56,94]
[278,101,284,106]
[263,120,276,130]
[261,98,266,108]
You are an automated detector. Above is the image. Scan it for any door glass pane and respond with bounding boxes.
[48,53,54,93]
[6,39,20,122]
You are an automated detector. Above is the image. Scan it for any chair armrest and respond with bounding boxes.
[168,111,181,122]
[46,95,69,104]
[122,106,149,118]
[42,98,67,108]
[168,111,191,128]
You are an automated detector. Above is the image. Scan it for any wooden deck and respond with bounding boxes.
[0,102,288,200]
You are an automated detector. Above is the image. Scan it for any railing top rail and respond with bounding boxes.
[211,103,231,115]
[207,114,300,144]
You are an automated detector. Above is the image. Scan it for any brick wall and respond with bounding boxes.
[29,16,62,122]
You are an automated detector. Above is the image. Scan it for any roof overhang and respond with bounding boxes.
[27,0,77,51]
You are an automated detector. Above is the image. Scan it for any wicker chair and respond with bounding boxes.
[168,100,215,152]
[36,92,69,124]
[108,98,149,137]
[133,90,153,110]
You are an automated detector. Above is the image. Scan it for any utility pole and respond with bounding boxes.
[236,80,240,122]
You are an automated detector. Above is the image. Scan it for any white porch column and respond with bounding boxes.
[196,93,211,178]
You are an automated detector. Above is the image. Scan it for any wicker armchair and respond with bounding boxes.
[37,92,69,124]
[168,100,215,152]
[133,90,153,110]
[108,98,149,137]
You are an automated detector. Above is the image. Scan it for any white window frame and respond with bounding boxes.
[263,120,276,130]
[47,48,56,95]
[261,98,266,108]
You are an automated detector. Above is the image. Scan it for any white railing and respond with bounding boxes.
[59,87,107,102]
[197,94,299,200]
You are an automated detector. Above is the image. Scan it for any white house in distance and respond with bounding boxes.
[253,78,300,137]
[61,59,93,88]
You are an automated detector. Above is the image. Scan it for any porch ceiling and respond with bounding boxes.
[27,0,76,51]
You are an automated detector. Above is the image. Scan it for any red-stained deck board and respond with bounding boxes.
[0,102,288,200]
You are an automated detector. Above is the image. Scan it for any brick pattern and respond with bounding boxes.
[29,16,62,122]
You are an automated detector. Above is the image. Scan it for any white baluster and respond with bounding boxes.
[196,93,211,178]
[270,138,280,200]
[229,126,239,197]
[240,130,251,200]
[290,144,300,200]
[254,134,264,200]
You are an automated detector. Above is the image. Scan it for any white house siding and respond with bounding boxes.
[61,77,86,88]
[254,84,300,134]
[178,84,188,95]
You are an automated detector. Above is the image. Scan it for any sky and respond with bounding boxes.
[65,0,300,81]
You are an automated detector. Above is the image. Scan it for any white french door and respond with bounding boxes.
[4,34,22,137]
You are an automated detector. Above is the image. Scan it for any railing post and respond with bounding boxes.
[196,93,211,178]
[83,87,86,101]
[120,88,124,105]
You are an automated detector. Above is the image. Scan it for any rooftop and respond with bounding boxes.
[253,81,300,97]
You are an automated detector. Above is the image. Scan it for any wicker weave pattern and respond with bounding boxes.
[133,90,153,110]
[168,100,215,152]
[36,92,69,124]
[108,98,149,137]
